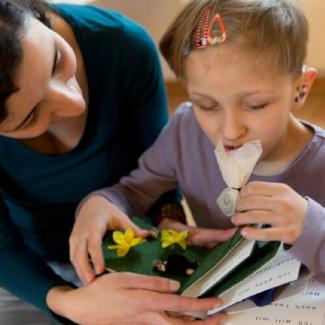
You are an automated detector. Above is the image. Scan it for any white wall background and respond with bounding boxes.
[299,0,325,76]
[54,0,325,78]
[91,0,185,79]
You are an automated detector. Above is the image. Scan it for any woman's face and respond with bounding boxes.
[0,16,86,139]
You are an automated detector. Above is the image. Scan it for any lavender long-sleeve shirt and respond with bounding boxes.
[97,103,325,281]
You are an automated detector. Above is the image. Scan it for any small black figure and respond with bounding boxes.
[147,228,159,240]
[153,259,167,273]
[153,254,198,276]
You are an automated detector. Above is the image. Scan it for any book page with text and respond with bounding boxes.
[209,251,302,314]
[224,277,325,325]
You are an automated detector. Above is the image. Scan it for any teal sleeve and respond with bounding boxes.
[119,21,169,153]
[119,21,182,205]
[0,201,72,319]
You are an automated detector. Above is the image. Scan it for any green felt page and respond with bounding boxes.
[207,240,281,297]
[102,217,280,297]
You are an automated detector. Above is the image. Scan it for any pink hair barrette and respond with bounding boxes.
[183,9,227,56]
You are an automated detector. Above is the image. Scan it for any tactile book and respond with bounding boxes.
[103,217,303,316]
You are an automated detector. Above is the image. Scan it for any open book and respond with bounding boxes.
[102,217,304,316]
[225,276,325,325]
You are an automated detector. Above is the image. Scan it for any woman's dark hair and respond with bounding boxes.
[0,0,51,123]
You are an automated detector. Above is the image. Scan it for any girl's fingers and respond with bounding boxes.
[240,226,289,242]
[236,195,276,212]
[158,219,189,231]
[231,210,279,227]
[158,219,237,247]
[240,181,288,197]
[189,228,237,246]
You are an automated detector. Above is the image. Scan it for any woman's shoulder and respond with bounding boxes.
[53,4,154,48]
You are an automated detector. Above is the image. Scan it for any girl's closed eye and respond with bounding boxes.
[192,102,221,112]
[245,102,269,110]
[200,105,220,112]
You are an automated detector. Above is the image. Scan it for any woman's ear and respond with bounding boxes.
[293,66,318,110]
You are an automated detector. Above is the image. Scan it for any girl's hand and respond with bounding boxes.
[47,273,228,325]
[159,218,237,249]
[70,195,149,284]
[231,181,308,244]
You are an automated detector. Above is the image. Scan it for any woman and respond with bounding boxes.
[0,1,221,324]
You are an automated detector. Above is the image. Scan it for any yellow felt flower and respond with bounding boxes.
[107,229,146,257]
[161,229,188,250]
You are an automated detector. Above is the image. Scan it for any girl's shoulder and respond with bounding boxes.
[173,102,194,117]
[302,121,325,150]
[170,102,195,125]
[166,102,206,141]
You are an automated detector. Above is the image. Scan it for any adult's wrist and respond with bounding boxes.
[46,285,75,320]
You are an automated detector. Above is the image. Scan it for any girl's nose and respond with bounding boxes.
[221,112,246,141]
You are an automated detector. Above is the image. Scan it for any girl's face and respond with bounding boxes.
[184,45,313,164]
[0,16,86,139]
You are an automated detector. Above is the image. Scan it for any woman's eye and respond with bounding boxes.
[53,50,65,75]
[18,109,37,130]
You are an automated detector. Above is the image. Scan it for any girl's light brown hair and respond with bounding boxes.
[160,0,308,79]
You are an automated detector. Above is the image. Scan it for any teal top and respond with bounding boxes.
[0,3,170,320]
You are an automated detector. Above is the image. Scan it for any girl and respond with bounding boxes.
[73,0,325,323]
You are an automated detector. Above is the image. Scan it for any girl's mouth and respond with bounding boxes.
[223,144,243,152]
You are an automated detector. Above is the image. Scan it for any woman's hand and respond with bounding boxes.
[47,273,228,325]
[159,219,237,249]
[70,195,149,284]
[231,181,308,244]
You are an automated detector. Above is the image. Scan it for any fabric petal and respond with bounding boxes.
[130,237,145,247]
[117,245,130,257]
[124,229,135,243]
[107,244,119,250]
[162,241,172,248]
[179,240,187,250]
[113,231,125,244]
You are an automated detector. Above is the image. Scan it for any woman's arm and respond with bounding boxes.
[0,199,71,321]
[119,20,185,224]
[47,272,226,325]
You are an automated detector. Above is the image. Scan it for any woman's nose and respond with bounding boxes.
[45,77,85,117]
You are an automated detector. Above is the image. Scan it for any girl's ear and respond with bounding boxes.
[292,66,318,110]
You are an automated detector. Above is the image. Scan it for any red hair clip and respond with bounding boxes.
[208,13,227,45]
[184,9,227,55]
